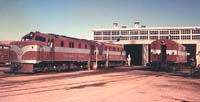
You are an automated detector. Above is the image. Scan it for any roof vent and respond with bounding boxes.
[134,22,140,28]
[113,23,118,28]
[122,26,126,28]
[141,25,146,28]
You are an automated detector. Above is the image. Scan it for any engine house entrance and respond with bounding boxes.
[183,44,196,60]
[124,44,143,65]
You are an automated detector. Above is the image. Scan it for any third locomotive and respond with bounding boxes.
[150,39,188,71]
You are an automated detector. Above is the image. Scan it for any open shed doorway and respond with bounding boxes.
[183,44,196,61]
[124,44,143,65]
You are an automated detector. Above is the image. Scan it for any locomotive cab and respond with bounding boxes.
[10,32,54,73]
[21,32,51,44]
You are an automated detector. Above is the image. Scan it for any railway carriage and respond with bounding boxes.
[0,43,10,66]
[9,32,126,73]
[150,39,187,71]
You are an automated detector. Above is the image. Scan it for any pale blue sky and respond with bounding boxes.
[0,0,200,40]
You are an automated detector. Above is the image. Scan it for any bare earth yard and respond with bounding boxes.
[0,67,200,102]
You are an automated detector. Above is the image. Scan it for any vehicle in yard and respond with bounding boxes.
[0,42,11,67]
[9,32,126,73]
[150,39,187,71]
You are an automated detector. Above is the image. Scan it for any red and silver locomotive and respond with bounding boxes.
[9,32,126,73]
[150,39,187,70]
[0,42,11,66]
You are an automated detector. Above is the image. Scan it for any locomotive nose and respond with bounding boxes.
[17,49,23,56]
[10,41,39,61]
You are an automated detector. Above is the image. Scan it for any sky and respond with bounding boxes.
[0,0,200,41]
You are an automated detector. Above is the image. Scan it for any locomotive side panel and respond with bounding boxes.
[52,37,91,61]
[102,43,126,65]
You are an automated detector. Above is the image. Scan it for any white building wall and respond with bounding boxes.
[142,44,149,66]
[196,42,200,67]
[93,26,200,66]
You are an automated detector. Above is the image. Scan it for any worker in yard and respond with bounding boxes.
[127,54,131,66]
[189,57,196,77]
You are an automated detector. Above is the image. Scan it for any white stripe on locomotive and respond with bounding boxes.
[151,49,186,56]
[10,45,125,63]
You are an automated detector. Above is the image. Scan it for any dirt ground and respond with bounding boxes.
[0,67,200,102]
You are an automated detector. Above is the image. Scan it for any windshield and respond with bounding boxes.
[21,33,34,41]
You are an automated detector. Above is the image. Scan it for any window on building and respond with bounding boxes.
[112,31,119,35]
[171,36,180,40]
[61,41,64,47]
[150,31,158,35]
[112,36,120,40]
[181,29,190,34]
[94,32,102,35]
[120,36,129,40]
[140,36,148,40]
[103,31,110,35]
[130,36,138,40]
[94,37,102,40]
[103,37,110,40]
[181,36,190,40]
[140,31,148,35]
[192,29,200,34]
[160,30,169,35]
[130,31,138,35]
[170,30,179,34]
[150,36,158,40]
[160,36,168,39]
[121,31,129,35]
[192,35,200,39]
[102,31,110,40]
[94,32,102,40]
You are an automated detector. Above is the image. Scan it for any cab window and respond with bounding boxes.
[35,36,46,42]
[22,33,34,41]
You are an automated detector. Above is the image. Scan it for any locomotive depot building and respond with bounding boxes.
[93,22,200,66]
